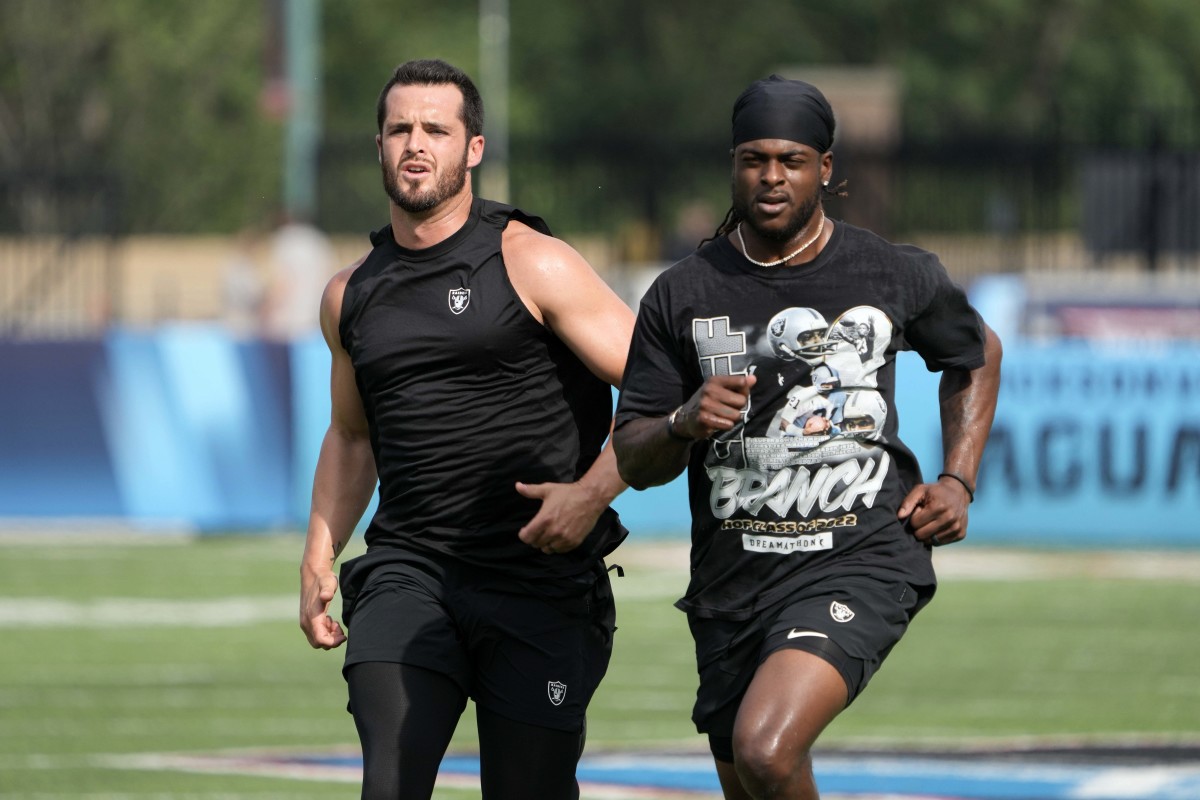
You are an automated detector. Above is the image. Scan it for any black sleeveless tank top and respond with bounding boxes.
[339,198,625,580]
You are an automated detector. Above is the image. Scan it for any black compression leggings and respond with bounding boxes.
[346,662,585,800]
[347,662,465,799]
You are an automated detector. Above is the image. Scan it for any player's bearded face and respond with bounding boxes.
[734,178,821,243]
[382,144,470,214]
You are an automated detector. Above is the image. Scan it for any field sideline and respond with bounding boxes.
[2,531,1199,799]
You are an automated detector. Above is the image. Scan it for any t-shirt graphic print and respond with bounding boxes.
[697,305,893,555]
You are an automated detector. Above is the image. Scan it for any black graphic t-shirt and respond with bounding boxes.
[339,198,626,583]
[614,221,985,620]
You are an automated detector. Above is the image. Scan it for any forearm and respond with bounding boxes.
[574,433,628,507]
[613,415,692,490]
[302,427,377,574]
[938,325,1003,485]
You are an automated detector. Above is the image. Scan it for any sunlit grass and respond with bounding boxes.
[2,533,1198,798]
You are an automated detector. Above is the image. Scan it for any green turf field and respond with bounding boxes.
[1,533,1198,798]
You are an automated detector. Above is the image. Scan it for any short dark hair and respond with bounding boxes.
[375,59,484,137]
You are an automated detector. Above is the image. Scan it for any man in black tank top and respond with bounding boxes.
[298,59,635,800]
[613,76,1003,799]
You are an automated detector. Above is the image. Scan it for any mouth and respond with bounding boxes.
[400,160,433,178]
[754,194,790,215]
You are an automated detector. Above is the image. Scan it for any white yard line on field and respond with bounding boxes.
[0,596,294,627]
[610,542,1200,582]
[4,544,1199,630]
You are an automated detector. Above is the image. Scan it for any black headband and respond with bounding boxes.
[731,75,835,152]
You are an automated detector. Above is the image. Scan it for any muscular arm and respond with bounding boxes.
[612,416,692,490]
[939,322,1003,490]
[899,322,1003,545]
[613,374,757,490]
[504,225,636,553]
[299,268,377,649]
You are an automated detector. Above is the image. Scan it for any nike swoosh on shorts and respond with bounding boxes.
[787,629,829,640]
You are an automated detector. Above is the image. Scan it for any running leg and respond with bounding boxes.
[346,661,467,800]
[730,649,848,799]
[475,705,585,800]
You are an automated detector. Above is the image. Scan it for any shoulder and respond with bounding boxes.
[499,216,633,341]
[320,253,370,348]
[327,247,376,304]
[502,217,591,279]
[641,238,729,304]
[501,218,604,324]
[477,198,552,237]
[839,222,942,269]
[325,256,364,297]
[832,223,954,301]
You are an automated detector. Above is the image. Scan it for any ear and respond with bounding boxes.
[821,151,834,183]
[466,134,485,169]
[375,134,383,164]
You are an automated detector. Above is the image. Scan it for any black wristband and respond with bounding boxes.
[938,471,975,503]
[665,406,691,442]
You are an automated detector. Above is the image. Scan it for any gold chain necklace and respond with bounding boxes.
[735,212,825,267]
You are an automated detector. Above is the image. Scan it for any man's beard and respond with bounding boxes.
[382,148,469,213]
[734,182,821,243]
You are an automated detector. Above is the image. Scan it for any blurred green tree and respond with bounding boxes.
[3,0,1198,235]
[1,0,281,233]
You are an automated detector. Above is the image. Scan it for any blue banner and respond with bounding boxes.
[1,329,1197,545]
[965,344,1200,545]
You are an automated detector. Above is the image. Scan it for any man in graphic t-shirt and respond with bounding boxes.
[613,75,1002,800]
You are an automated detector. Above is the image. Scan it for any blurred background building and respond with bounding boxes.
[1,0,1197,541]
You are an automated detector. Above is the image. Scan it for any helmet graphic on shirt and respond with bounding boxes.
[828,306,891,367]
[767,307,835,364]
[835,390,887,440]
[809,363,841,392]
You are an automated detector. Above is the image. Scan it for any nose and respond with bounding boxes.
[760,160,785,185]
[405,128,429,155]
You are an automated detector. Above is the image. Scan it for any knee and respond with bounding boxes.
[732,732,812,795]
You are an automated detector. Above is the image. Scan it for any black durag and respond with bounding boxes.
[731,74,835,152]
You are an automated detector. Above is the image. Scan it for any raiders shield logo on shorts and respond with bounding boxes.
[829,600,855,623]
[547,680,567,706]
[448,287,471,314]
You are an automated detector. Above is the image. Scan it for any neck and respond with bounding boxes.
[738,211,829,267]
[389,186,475,250]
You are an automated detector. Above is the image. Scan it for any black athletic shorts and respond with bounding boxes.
[688,573,932,737]
[338,548,616,732]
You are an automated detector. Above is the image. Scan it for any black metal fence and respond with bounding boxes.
[825,104,1200,280]
[319,104,1200,281]
[3,105,1198,338]
[0,173,120,339]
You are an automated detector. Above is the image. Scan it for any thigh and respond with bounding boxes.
[342,565,471,692]
[476,705,583,800]
[732,648,847,758]
[467,570,615,732]
[688,572,919,740]
[347,662,467,800]
[762,574,923,703]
